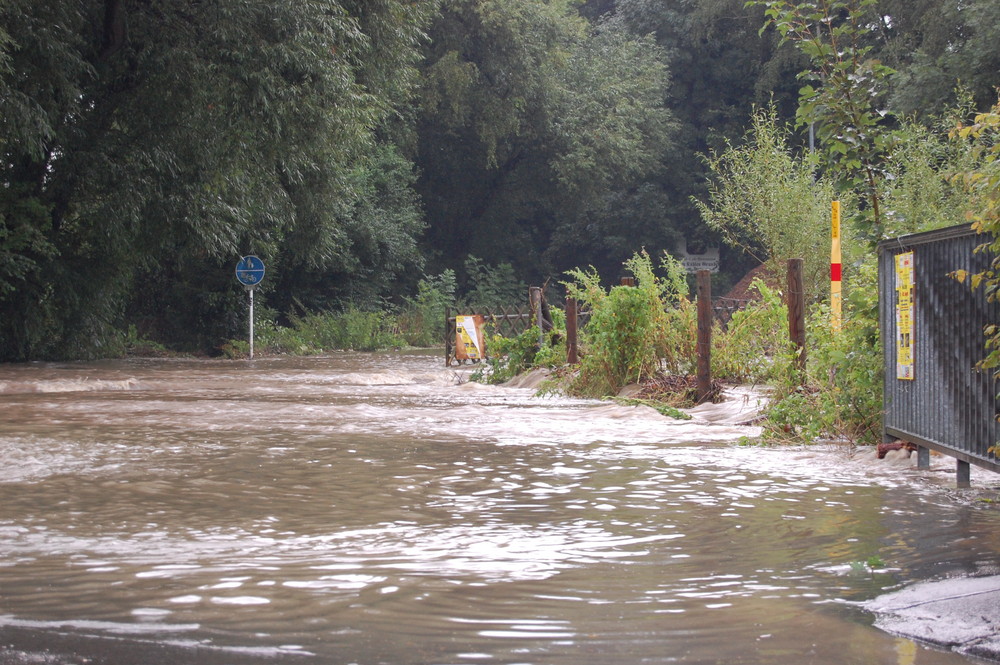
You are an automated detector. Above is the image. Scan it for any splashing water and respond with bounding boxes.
[0,351,997,664]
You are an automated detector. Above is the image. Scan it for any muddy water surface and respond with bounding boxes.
[1,351,998,664]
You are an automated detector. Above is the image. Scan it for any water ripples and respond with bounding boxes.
[0,353,997,663]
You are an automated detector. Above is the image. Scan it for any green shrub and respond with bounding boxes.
[711,279,794,384]
[762,261,883,444]
[398,270,457,347]
[473,325,547,384]
[658,293,698,376]
[881,104,984,237]
[219,340,250,359]
[252,307,403,355]
[564,250,689,397]
[120,324,171,357]
[336,308,404,351]
[463,255,526,310]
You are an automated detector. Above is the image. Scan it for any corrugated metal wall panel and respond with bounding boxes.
[879,224,1000,473]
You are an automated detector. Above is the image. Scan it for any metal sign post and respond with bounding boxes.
[235,256,266,360]
[249,287,255,360]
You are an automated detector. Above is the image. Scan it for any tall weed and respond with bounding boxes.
[398,270,457,347]
[763,262,883,444]
[697,105,838,302]
[711,279,794,384]
[472,324,566,385]
[256,307,403,354]
[564,250,690,397]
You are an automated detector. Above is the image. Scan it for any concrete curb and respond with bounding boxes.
[866,575,1000,661]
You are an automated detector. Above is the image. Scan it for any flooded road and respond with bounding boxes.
[0,350,998,664]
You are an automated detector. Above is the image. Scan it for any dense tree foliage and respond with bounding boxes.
[0,0,997,359]
[952,103,1000,409]
[697,106,836,302]
[880,0,1000,118]
[578,0,807,284]
[412,0,675,284]
[751,0,896,240]
[0,0,435,359]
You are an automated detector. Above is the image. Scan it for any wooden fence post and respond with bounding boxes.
[566,295,578,364]
[529,286,544,349]
[444,305,451,366]
[787,258,806,377]
[696,270,712,403]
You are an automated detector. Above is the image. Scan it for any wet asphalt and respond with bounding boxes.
[866,575,1000,661]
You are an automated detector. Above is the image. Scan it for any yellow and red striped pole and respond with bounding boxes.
[831,201,842,331]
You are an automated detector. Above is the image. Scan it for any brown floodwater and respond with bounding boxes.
[0,350,997,664]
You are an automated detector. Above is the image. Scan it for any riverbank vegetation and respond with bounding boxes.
[469,86,998,447]
[471,250,790,400]
[2,1,999,447]
[3,0,999,362]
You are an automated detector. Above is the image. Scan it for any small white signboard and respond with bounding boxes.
[675,239,720,273]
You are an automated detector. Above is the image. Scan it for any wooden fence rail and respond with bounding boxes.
[444,297,751,366]
[445,305,533,365]
[444,260,806,407]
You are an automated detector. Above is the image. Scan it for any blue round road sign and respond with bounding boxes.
[236,255,265,287]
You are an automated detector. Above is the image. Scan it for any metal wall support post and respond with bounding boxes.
[917,446,930,469]
[957,460,971,488]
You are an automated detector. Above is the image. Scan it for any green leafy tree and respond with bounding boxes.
[543,27,676,274]
[414,0,675,282]
[951,103,1000,388]
[696,105,837,302]
[0,0,436,359]
[268,143,426,316]
[878,0,1000,119]
[749,0,896,240]
[575,0,810,288]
